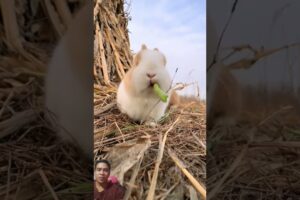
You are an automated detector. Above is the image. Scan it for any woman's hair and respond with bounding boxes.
[95,159,111,171]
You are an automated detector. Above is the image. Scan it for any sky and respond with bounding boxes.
[125,0,206,99]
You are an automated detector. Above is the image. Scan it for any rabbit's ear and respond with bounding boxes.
[133,52,142,66]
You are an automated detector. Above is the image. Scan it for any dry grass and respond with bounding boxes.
[207,90,300,199]
[0,0,93,199]
[94,85,206,199]
[240,86,300,125]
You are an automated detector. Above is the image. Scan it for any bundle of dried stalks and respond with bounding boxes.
[94,0,133,86]
[0,0,92,199]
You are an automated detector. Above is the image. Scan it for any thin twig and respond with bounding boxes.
[168,149,206,199]
[146,118,180,200]
[38,169,60,200]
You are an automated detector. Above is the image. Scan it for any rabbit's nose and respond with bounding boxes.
[147,73,156,78]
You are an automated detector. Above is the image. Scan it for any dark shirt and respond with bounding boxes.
[94,181,126,200]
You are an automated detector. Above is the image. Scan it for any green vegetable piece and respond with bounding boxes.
[153,83,168,102]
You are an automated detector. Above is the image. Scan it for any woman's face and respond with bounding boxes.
[95,162,110,184]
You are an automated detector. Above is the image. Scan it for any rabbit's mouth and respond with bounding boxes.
[149,80,156,87]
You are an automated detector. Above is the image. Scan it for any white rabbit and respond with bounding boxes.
[207,16,242,128]
[45,2,93,158]
[117,45,172,125]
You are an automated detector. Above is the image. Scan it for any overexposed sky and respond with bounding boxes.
[126,0,206,98]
